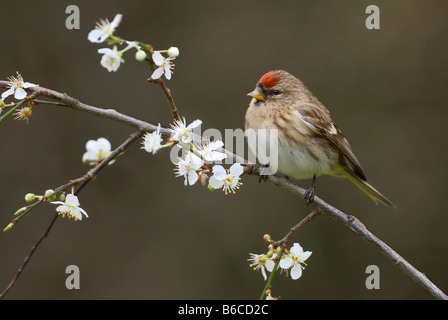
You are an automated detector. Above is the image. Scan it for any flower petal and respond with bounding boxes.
[88,29,104,43]
[1,87,15,99]
[290,243,304,255]
[210,151,227,161]
[85,140,98,152]
[50,201,65,205]
[208,176,223,189]
[152,51,164,66]
[110,14,123,28]
[96,138,112,151]
[301,251,312,261]
[188,153,204,168]
[229,163,244,177]
[77,207,89,218]
[211,165,226,179]
[265,259,276,272]
[22,82,37,89]
[290,265,303,280]
[261,266,267,281]
[164,68,172,80]
[151,67,164,80]
[14,88,27,100]
[209,140,224,150]
[279,257,293,270]
[98,48,110,54]
[187,170,199,185]
[187,119,202,129]
[65,194,80,207]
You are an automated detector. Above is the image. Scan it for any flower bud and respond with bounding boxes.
[167,47,179,57]
[135,50,147,62]
[3,222,16,232]
[0,99,5,108]
[14,206,29,216]
[25,193,36,202]
[263,234,271,243]
[45,189,56,202]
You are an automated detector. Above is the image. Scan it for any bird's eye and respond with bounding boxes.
[272,89,280,95]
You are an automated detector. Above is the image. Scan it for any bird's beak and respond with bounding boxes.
[247,87,265,101]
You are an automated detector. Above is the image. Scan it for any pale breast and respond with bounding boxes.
[245,104,338,179]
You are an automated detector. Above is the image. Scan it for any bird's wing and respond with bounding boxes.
[295,103,366,180]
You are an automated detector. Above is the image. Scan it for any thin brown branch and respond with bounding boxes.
[142,46,180,121]
[272,210,321,249]
[33,99,66,106]
[0,213,59,299]
[150,78,180,121]
[0,81,162,135]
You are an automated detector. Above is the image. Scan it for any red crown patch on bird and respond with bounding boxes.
[258,71,280,88]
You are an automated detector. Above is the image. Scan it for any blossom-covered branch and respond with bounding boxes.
[1,79,446,299]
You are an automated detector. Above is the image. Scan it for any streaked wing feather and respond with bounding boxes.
[295,103,366,179]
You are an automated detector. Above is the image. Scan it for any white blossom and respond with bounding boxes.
[208,163,243,194]
[82,137,115,165]
[51,194,88,221]
[175,152,204,186]
[141,124,163,154]
[151,51,175,80]
[279,243,312,280]
[169,117,202,144]
[248,253,270,281]
[1,72,37,100]
[197,140,227,162]
[88,14,122,43]
[98,47,122,72]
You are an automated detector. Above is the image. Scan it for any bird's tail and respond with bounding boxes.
[346,175,396,208]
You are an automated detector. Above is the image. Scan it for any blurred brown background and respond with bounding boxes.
[1,0,447,300]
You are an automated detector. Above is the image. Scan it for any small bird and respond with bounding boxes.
[245,70,395,208]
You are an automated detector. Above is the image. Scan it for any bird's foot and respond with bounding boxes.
[304,176,317,205]
[304,187,315,205]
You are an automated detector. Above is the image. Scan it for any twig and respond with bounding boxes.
[272,210,321,249]
[33,99,66,106]
[155,79,180,121]
[0,81,164,136]
[0,213,59,299]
